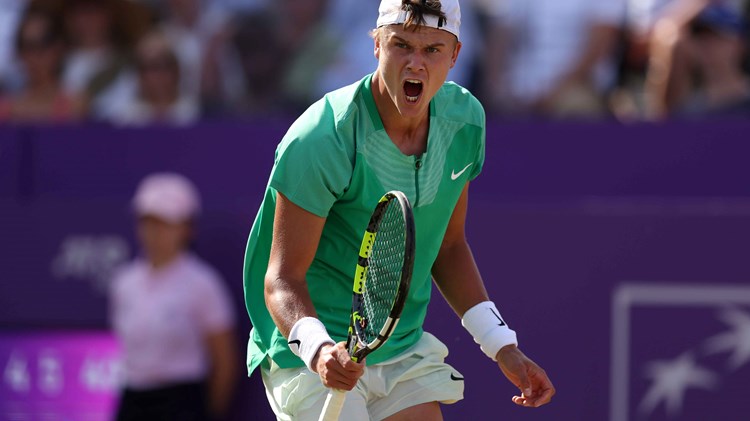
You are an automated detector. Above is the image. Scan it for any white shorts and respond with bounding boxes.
[260,332,464,421]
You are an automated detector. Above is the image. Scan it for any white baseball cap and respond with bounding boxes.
[377,0,461,40]
[132,173,201,223]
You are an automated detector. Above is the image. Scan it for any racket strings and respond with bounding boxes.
[361,201,405,344]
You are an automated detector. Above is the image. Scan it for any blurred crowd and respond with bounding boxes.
[0,0,748,126]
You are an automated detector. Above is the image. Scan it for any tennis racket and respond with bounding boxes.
[318,190,415,421]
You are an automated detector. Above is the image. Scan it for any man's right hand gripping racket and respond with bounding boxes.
[318,190,415,421]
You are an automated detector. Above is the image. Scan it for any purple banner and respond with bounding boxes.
[0,331,121,421]
[1,121,750,420]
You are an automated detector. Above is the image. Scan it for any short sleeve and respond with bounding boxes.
[468,104,486,181]
[269,99,354,217]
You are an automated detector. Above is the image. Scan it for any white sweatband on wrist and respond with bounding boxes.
[287,317,335,371]
[461,301,518,361]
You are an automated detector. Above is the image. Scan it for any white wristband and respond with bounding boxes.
[461,301,518,361]
[287,317,335,371]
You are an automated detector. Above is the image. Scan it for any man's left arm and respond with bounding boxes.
[431,183,555,408]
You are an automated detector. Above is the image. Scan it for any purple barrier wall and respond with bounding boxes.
[0,128,25,199]
[1,121,750,420]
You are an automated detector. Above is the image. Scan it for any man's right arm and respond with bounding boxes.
[265,192,325,338]
[264,192,364,390]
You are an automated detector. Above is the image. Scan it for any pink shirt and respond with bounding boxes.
[109,253,235,389]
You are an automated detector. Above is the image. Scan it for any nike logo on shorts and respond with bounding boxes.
[450,373,465,381]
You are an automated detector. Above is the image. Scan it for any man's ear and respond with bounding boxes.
[450,40,462,69]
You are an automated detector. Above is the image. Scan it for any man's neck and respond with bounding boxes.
[371,73,429,156]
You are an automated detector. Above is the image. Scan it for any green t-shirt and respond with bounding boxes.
[244,73,486,374]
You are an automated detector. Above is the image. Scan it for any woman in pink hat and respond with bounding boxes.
[109,173,238,421]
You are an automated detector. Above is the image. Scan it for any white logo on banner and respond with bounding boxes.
[80,355,123,392]
[38,351,63,395]
[3,351,30,393]
[51,235,130,292]
[703,307,750,370]
[610,284,750,421]
[638,351,718,417]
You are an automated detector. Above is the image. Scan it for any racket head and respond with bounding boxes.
[347,190,415,362]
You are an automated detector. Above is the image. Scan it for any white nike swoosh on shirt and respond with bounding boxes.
[451,164,473,180]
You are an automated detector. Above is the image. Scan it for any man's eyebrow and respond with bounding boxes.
[392,36,446,48]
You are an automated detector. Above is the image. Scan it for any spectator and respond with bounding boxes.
[60,0,149,108]
[0,0,25,95]
[231,10,286,116]
[637,0,712,118]
[158,0,245,111]
[273,0,337,111]
[103,31,200,126]
[309,0,381,102]
[0,7,86,123]
[609,0,704,120]
[634,0,748,118]
[109,173,239,421]
[675,3,750,116]
[480,0,626,119]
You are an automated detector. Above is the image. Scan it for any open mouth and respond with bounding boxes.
[403,79,423,103]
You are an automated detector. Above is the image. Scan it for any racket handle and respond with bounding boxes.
[318,389,346,421]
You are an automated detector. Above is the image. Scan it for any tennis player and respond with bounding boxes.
[243,0,555,419]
